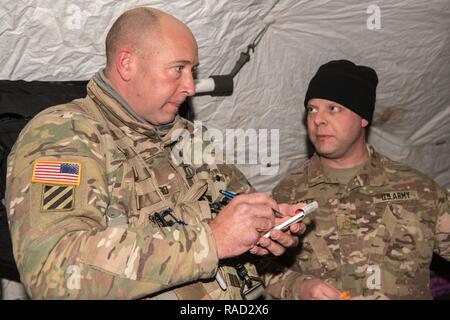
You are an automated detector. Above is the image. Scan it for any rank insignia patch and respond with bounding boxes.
[42,184,75,211]
[32,160,81,186]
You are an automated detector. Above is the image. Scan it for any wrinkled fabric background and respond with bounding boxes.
[1,0,449,193]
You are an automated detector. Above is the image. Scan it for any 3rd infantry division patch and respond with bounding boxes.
[42,184,75,211]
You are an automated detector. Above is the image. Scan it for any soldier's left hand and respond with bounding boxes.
[250,203,307,256]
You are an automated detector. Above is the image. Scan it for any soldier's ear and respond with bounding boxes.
[115,48,134,81]
[361,119,369,128]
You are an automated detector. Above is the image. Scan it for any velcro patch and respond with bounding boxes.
[32,160,81,186]
[41,184,75,211]
[374,190,419,203]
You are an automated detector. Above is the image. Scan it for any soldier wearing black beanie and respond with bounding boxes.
[304,60,378,125]
[266,59,450,301]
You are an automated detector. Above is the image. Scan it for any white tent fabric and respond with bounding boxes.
[1,0,449,193]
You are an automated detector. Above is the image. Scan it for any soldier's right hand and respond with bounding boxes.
[209,193,276,259]
[297,278,342,300]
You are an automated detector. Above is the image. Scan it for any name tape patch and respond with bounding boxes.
[374,190,418,203]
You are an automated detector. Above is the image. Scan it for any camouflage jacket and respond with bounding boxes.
[261,146,450,299]
[5,77,258,299]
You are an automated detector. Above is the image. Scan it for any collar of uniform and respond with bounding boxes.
[306,153,329,187]
[306,145,388,188]
[95,69,148,124]
[160,117,190,147]
[87,76,181,143]
[346,145,388,190]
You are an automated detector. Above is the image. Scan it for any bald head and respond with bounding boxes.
[102,7,198,125]
[105,7,185,70]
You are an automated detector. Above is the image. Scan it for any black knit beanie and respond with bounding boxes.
[304,60,378,125]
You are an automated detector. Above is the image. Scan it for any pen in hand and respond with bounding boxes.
[219,190,284,218]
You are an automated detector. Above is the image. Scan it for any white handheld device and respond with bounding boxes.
[262,201,318,238]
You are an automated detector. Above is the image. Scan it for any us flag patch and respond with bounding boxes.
[32,160,81,186]
[42,184,75,211]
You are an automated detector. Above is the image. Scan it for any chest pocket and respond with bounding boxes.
[383,202,434,271]
[105,149,174,228]
[146,151,186,201]
[371,201,434,297]
[294,199,340,276]
[105,150,136,227]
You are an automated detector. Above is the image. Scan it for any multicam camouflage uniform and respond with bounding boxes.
[5,75,261,299]
[261,146,450,299]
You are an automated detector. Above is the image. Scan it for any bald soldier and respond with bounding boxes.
[5,7,303,299]
[260,60,450,299]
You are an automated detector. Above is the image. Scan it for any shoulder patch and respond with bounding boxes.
[32,160,81,186]
[41,184,75,211]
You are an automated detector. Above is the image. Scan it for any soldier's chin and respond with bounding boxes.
[147,113,177,126]
[315,146,340,159]
[161,111,179,124]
